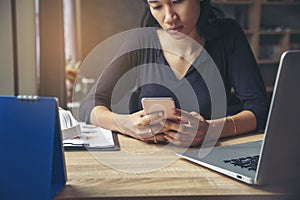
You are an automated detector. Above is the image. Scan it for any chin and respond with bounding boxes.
[166,30,189,40]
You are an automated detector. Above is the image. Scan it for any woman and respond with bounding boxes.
[81,0,268,147]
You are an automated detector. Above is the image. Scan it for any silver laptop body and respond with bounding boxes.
[177,50,300,185]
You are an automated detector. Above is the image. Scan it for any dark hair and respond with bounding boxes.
[141,0,224,40]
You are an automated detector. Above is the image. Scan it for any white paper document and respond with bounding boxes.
[63,123,115,149]
[59,108,81,140]
[59,108,117,150]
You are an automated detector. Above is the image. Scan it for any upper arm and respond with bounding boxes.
[225,19,268,130]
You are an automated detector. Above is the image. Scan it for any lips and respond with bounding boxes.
[167,26,183,33]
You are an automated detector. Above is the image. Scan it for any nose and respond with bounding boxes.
[164,6,177,24]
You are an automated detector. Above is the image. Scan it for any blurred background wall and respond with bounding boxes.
[0,0,144,108]
[78,0,144,60]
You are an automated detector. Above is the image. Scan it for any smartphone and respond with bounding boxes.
[141,97,176,120]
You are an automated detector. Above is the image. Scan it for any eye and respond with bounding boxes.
[172,0,183,4]
[152,5,162,10]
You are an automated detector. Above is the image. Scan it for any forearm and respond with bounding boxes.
[208,110,257,140]
[90,106,122,132]
[90,105,156,140]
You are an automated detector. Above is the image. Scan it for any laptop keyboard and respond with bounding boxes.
[223,155,259,171]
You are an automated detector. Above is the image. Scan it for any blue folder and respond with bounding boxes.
[0,96,66,200]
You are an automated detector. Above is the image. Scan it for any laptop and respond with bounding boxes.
[177,50,300,185]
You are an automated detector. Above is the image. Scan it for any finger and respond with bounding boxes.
[164,134,185,146]
[164,130,195,143]
[138,123,169,139]
[137,111,164,126]
[174,109,203,122]
[149,111,165,122]
[142,133,167,143]
[150,123,169,134]
[152,134,168,143]
[155,134,168,142]
[163,130,178,139]
[162,120,198,135]
[173,109,195,123]
[164,134,195,147]
[134,126,154,139]
[160,119,181,132]
[173,109,192,118]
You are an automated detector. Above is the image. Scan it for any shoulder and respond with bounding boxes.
[209,18,248,49]
[217,18,245,38]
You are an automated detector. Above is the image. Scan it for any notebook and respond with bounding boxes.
[177,50,300,185]
[0,96,66,200]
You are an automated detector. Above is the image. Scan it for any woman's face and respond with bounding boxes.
[147,0,201,40]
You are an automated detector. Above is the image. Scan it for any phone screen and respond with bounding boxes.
[141,97,176,120]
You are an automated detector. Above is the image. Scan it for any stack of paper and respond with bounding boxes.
[59,108,81,140]
[59,108,119,150]
[63,123,115,149]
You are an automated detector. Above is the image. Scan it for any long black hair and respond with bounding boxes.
[141,0,224,40]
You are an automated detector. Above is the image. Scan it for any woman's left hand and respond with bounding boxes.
[162,109,209,147]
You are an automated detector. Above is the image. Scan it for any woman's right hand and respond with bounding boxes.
[114,110,167,142]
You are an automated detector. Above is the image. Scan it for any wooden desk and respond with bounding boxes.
[56,133,298,199]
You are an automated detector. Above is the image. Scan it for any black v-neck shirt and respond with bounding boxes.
[81,18,268,130]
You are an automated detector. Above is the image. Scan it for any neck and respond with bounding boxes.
[157,30,205,62]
